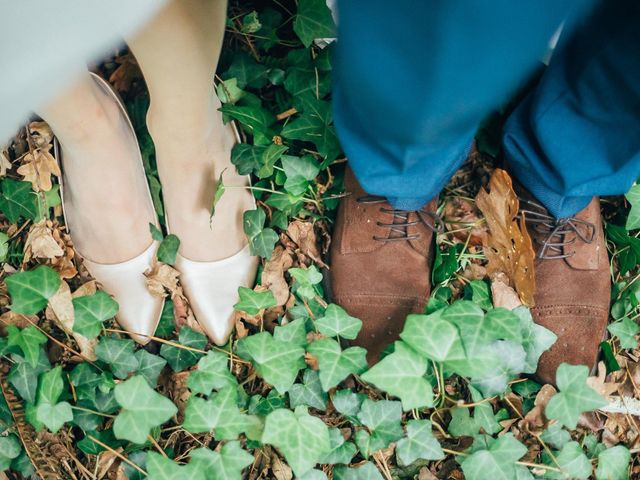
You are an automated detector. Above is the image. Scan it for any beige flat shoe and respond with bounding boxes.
[166,123,259,345]
[56,72,164,344]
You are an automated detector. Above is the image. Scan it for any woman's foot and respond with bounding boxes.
[149,104,253,261]
[46,73,157,264]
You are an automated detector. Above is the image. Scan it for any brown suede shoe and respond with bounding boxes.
[520,196,610,385]
[328,169,441,363]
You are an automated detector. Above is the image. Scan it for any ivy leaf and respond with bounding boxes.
[289,265,323,300]
[6,265,60,315]
[320,428,357,465]
[233,287,277,315]
[135,350,167,387]
[307,339,367,391]
[0,232,9,263]
[243,209,278,259]
[293,0,336,47]
[72,291,119,339]
[237,331,305,393]
[34,366,73,433]
[8,349,50,403]
[400,312,463,362]
[461,433,528,480]
[95,337,138,379]
[0,178,44,223]
[113,376,177,444]
[549,441,591,480]
[299,470,328,480]
[596,445,630,480]
[540,423,571,450]
[231,143,287,178]
[625,183,640,230]
[190,442,254,480]
[183,385,250,439]
[281,155,320,196]
[545,363,607,429]
[513,307,557,373]
[216,77,245,104]
[187,350,237,396]
[0,435,21,470]
[261,406,330,477]
[464,280,493,310]
[332,389,366,420]
[361,341,433,410]
[448,407,480,437]
[288,369,327,410]
[356,399,403,454]
[157,234,180,266]
[334,462,384,480]
[315,304,362,340]
[396,420,445,466]
[273,318,308,348]
[7,325,47,368]
[607,316,640,349]
[280,100,339,161]
[160,326,207,372]
[146,452,204,480]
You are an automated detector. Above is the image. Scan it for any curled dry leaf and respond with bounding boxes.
[46,280,98,360]
[587,361,620,398]
[286,220,326,267]
[262,245,294,306]
[522,383,557,430]
[17,147,60,192]
[145,261,180,298]
[0,149,11,177]
[0,311,35,334]
[28,122,54,148]
[108,53,141,93]
[49,223,78,279]
[23,220,64,263]
[475,168,535,306]
[490,272,523,310]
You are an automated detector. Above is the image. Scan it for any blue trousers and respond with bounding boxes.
[333,0,640,218]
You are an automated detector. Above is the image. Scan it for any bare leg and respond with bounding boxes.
[39,71,156,264]
[127,0,252,261]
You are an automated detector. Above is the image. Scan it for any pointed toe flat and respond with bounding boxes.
[176,245,258,345]
[57,72,164,343]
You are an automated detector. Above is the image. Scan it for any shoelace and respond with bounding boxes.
[356,195,444,242]
[518,198,595,260]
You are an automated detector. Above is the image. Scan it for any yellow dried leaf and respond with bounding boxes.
[28,121,54,149]
[16,147,60,192]
[262,246,293,306]
[24,220,64,262]
[0,149,11,177]
[475,169,535,306]
[145,261,180,297]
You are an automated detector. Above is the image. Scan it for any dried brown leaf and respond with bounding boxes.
[145,261,180,298]
[475,169,535,306]
[16,147,60,192]
[286,220,326,267]
[0,149,11,177]
[490,272,523,310]
[24,220,64,262]
[262,246,293,306]
[28,122,54,149]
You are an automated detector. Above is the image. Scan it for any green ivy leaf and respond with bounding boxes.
[513,307,557,373]
[95,337,138,379]
[281,155,320,196]
[6,265,60,315]
[464,280,493,310]
[35,366,73,433]
[7,325,47,368]
[320,428,357,465]
[273,318,308,348]
[448,407,480,437]
[236,331,305,394]
[231,143,288,178]
[187,350,237,396]
[146,452,204,480]
[216,77,245,104]
[261,406,330,477]
[332,389,366,420]
[0,435,22,470]
[607,316,640,349]
[293,0,336,47]
[157,234,180,266]
[0,232,9,262]
[135,350,167,387]
[315,304,362,340]
[307,338,367,391]
[113,376,177,444]
[190,442,254,480]
[545,363,607,429]
[361,341,433,410]
[183,385,250,439]
[625,183,640,230]
[461,433,528,480]
[289,266,323,300]
[8,349,50,403]
[596,445,630,480]
[288,369,327,410]
[356,399,403,454]
[0,178,44,224]
[280,99,339,161]
[160,326,207,372]
[400,311,463,362]
[540,423,571,450]
[233,286,277,315]
[243,209,278,259]
[72,291,119,339]
[549,441,591,480]
[396,420,444,466]
[334,462,384,480]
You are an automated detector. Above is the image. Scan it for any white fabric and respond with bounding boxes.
[0,0,167,141]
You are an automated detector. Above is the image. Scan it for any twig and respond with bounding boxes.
[86,435,146,476]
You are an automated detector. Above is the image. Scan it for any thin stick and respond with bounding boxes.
[85,435,146,476]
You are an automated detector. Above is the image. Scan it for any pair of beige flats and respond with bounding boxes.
[58,73,258,346]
